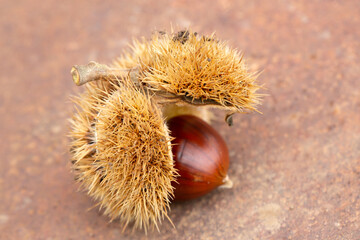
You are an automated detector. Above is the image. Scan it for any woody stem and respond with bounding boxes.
[71,61,132,86]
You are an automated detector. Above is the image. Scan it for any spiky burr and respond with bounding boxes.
[69,30,262,232]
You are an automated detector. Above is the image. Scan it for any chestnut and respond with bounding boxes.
[69,30,261,230]
[167,115,232,201]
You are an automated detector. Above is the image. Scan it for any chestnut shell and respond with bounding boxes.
[167,115,230,201]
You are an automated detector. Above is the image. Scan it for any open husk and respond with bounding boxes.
[69,78,176,232]
[69,29,262,231]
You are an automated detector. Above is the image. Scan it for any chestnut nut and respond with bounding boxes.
[168,115,232,201]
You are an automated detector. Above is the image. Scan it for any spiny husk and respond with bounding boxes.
[113,30,261,112]
[69,78,176,231]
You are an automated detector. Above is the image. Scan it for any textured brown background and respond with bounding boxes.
[1,0,359,239]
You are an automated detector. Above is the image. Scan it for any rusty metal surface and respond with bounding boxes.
[1,0,359,239]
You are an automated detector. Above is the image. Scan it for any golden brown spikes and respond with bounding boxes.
[69,29,263,231]
[69,78,176,231]
[113,30,262,112]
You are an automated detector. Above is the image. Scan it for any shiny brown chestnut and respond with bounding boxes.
[167,115,232,201]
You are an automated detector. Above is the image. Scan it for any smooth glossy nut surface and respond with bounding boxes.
[167,115,230,201]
